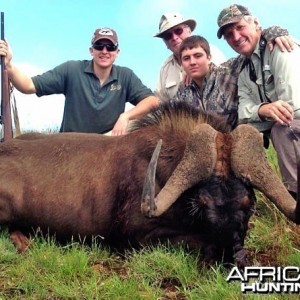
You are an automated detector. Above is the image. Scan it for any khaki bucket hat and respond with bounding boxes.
[154,12,196,38]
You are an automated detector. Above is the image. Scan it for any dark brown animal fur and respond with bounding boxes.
[0,102,255,265]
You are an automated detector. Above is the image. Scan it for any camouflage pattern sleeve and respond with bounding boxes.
[262,26,289,43]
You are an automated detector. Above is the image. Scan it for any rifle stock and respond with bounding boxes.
[1,12,13,142]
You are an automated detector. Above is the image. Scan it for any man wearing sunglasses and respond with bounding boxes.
[0,28,158,135]
[154,12,294,103]
[154,13,197,103]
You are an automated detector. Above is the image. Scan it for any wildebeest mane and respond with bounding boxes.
[129,100,232,135]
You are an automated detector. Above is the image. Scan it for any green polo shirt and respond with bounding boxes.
[32,60,154,133]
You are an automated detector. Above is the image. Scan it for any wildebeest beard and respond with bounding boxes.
[176,175,256,264]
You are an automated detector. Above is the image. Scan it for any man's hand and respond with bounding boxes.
[0,39,13,67]
[111,113,130,136]
[258,100,294,125]
[268,36,294,52]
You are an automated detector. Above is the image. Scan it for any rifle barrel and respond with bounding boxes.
[1,12,13,141]
[1,12,4,75]
[1,12,4,40]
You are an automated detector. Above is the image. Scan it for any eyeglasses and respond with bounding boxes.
[93,43,118,52]
[162,26,185,41]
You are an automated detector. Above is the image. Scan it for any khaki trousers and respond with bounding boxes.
[271,119,300,193]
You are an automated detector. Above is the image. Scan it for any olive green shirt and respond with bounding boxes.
[32,60,154,133]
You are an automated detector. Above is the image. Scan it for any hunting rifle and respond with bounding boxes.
[1,11,13,142]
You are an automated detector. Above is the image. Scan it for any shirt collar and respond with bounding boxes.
[188,75,208,90]
[252,42,261,58]
[85,60,118,81]
[85,60,95,74]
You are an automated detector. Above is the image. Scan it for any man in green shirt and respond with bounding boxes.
[0,28,158,135]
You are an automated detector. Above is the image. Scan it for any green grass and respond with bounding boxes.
[0,145,299,299]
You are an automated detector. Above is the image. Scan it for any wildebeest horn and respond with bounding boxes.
[231,124,300,224]
[141,124,218,217]
[141,139,162,216]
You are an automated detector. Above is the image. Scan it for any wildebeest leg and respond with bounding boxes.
[202,244,219,265]
[233,248,249,268]
[9,230,31,253]
[230,230,249,267]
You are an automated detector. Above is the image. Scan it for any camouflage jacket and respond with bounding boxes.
[172,56,246,129]
[171,25,290,129]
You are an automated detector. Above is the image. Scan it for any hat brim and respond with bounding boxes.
[92,37,118,46]
[154,19,196,38]
[217,17,242,39]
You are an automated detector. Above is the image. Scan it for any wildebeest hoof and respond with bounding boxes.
[10,231,31,253]
[234,249,249,268]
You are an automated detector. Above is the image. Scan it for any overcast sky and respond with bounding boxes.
[1,0,299,131]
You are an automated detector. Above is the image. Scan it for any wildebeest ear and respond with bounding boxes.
[231,124,300,224]
[141,123,218,217]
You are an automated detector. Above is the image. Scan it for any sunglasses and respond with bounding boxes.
[162,27,185,41]
[93,43,118,52]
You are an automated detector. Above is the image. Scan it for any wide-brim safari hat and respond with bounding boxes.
[154,12,196,38]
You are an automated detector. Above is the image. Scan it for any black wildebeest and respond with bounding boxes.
[0,102,299,266]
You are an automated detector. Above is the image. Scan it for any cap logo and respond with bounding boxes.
[219,5,243,24]
[98,28,114,36]
[229,5,242,17]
